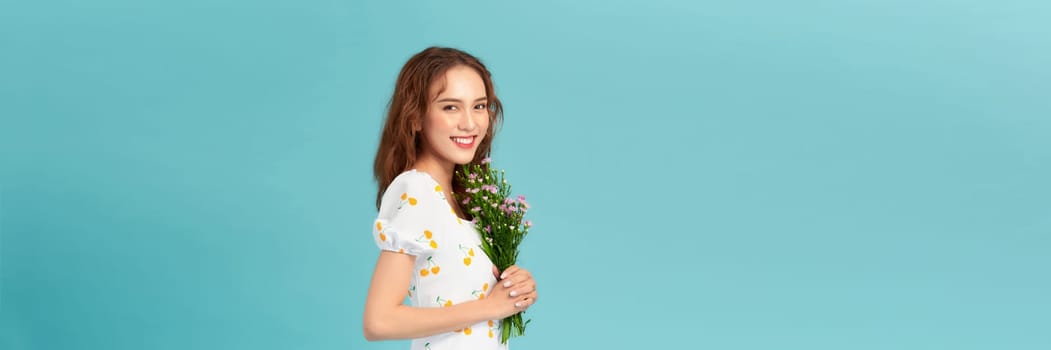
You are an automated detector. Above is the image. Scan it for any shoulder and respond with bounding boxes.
[388,169,437,193]
[380,169,439,206]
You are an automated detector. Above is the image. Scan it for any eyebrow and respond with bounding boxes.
[434,96,488,104]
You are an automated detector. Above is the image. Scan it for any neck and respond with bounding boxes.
[412,155,454,189]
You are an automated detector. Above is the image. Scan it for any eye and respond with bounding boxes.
[443,105,458,111]
[473,103,487,110]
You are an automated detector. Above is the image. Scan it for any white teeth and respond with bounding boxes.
[452,136,473,145]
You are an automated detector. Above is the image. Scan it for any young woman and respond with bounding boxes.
[363,47,538,349]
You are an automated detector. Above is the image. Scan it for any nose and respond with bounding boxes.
[458,110,476,131]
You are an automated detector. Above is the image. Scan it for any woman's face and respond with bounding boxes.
[419,65,490,167]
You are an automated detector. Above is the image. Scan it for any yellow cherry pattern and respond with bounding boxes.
[487,320,495,338]
[398,192,418,209]
[471,281,489,300]
[374,221,387,242]
[455,325,473,335]
[415,229,438,249]
[419,256,440,277]
[458,244,475,266]
[436,296,453,307]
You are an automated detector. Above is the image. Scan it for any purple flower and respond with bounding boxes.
[468,173,477,179]
[461,197,470,205]
[517,195,526,202]
[488,186,498,194]
[524,220,532,228]
[504,198,514,205]
[481,157,491,164]
[471,206,481,212]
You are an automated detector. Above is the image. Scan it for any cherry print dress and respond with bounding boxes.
[372,169,507,350]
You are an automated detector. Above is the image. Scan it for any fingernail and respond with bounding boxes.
[514,302,521,308]
[503,281,512,287]
[500,273,507,279]
[510,291,518,297]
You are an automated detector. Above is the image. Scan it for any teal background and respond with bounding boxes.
[2,0,1049,349]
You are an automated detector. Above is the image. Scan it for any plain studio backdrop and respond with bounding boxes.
[2,0,1049,349]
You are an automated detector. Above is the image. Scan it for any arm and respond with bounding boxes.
[362,251,535,341]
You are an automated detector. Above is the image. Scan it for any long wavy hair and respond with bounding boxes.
[374,47,503,211]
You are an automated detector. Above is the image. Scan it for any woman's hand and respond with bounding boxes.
[487,265,538,319]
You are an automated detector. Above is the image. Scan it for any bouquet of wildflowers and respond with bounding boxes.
[456,158,532,344]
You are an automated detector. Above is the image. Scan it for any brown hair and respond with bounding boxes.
[373,46,503,211]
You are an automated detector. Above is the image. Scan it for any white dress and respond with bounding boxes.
[372,169,507,350]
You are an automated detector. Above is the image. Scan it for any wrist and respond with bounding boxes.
[476,294,502,320]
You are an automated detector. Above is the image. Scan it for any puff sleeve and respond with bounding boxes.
[372,172,441,256]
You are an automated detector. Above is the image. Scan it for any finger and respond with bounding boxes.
[520,290,537,302]
[509,282,535,297]
[501,268,531,284]
[492,265,500,279]
[515,297,534,309]
[514,298,529,308]
[511,290,537,305]
[501,275,532,291]
[499,265,520,280]
[503,272,534,290]
[503,267,531,280]
[509,273,532,285]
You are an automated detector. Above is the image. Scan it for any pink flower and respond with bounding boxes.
[469,173,478,179]
[481,157,491,164]
[471,206,481,212]
[483,225,491,233]
[524,220,532,228]
[461,198,470,205]
[517,195,526,202]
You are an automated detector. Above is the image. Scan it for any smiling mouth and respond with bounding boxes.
[451,136,476,146]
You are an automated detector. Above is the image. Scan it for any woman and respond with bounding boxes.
[363,47,538,349]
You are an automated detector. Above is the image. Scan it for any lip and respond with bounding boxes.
[451,135,476,149]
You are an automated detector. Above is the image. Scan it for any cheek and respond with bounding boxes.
[476,113,490,130]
